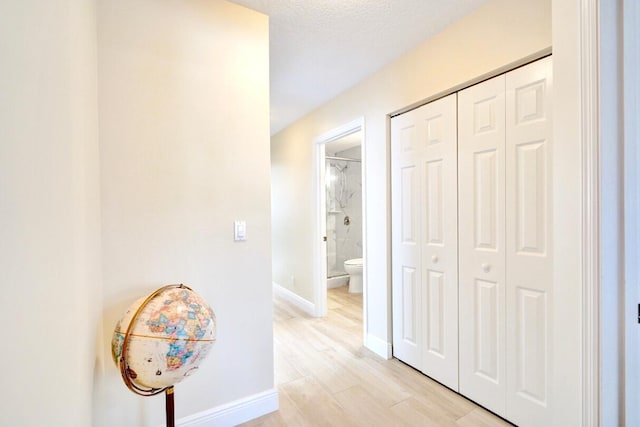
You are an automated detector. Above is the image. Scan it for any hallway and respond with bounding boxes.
[241,287,512,426]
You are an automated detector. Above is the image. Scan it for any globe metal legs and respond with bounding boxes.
[165,386,175,427]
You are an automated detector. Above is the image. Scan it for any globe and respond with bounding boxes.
[112,284,216,393]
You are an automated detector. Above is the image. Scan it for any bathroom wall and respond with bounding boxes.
[326,147,363,277]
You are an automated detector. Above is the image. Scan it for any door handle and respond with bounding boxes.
[323,236,327,242]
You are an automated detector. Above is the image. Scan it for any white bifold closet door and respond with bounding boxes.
[459,56,553,426]
[504,56,553,427]
[391,93,459,391]
[458,74,507,415]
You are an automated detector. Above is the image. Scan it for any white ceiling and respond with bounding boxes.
[227,0,490,135]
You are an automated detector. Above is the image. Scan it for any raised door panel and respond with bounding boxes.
[458,74,507,415]
[391,109,422,368]
[505,56,553,427]
[417,94,459,391]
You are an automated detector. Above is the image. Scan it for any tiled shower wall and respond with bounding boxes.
[326,147,362,277]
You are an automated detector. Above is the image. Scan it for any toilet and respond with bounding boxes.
[343,258,363,293]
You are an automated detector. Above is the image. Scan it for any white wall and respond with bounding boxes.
[94,0,272,425]
[550,0,583,424]
[600,0,623,424]
[0,0,101,425]
[599,1,640,425]
[271,0,551,348]
[622,3,640,424]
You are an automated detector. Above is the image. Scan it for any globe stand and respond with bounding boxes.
[165,386,175,427]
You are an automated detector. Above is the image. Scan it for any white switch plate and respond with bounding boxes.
[234,220,246,241]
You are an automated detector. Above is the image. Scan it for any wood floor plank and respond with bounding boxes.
[390,397,459,427]
[333,385,411,427]
[456,408,514,427]
[281,375,358,426]
[273,348,305,385]
[241,386,311,427]
[239,286,512,427]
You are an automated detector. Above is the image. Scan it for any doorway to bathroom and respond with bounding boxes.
[325,134,362,289]
[313,118,366,336]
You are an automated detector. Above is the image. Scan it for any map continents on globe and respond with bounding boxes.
[112,285,216,390]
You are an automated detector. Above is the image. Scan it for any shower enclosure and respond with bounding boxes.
[325,153,362,283]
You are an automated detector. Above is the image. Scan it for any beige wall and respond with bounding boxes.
[551,0,582,424]
[94,0,272,425]
[0,0,101,425]
[271,0,552,346]
[1,0,272,425]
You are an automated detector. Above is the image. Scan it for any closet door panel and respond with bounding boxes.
[418,94,459,391]
[505,56,553,427]
[458,75,506,415]
[391,94,458,390]
[391,109,422,369]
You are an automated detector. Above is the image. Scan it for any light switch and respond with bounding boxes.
[234,220,246,241]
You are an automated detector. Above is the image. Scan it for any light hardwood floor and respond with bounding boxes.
[240,286,513,427]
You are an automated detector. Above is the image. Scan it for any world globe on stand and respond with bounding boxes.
[112,284,216,393]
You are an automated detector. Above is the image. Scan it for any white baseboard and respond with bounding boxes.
[177,388,278,427]
[365,333,392,360]
[272,283,315,316]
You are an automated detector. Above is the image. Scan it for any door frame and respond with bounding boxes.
[313,117,367,322]
[580,0,601,424]
[579,0,640,424]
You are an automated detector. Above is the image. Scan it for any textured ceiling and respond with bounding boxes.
[227,0,490,135]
